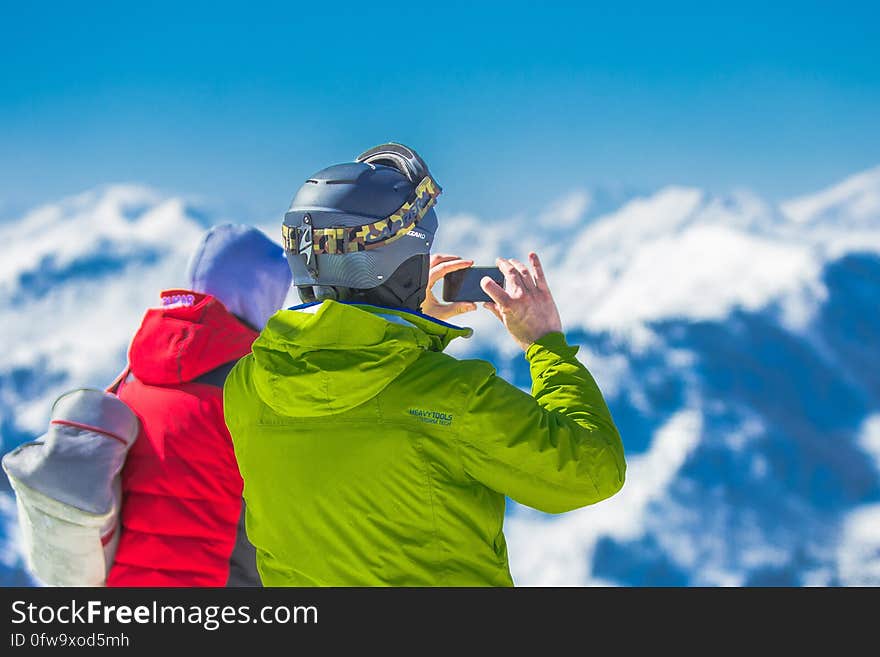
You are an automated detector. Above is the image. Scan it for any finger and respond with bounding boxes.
[482,301,503,322]
[430,253,467,268]
[481,276,512,306]
[529,252,549,291]
[429,258,473,286]
[448,301,477,315]
[496,257,525,293]
[509,258,536,291]
[432,259,473,277]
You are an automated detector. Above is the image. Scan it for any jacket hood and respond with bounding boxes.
[186,224,292,331]
[129,291,259,385]
[250,300,473,417]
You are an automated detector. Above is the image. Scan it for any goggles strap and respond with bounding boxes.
[282,175,441,259]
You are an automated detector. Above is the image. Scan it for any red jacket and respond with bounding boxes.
[107,291,258,587]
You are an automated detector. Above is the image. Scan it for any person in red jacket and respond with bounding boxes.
[106,224,292,587]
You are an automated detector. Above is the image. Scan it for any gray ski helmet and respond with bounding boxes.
[281,143,441,302]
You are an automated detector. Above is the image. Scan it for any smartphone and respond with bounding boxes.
[442,266,505,303]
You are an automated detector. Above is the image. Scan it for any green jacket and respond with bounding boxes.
[223,300,626,586]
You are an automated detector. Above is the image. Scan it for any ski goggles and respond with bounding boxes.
[282,143,442,259]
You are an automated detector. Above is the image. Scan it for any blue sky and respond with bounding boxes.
[1,1,878,221]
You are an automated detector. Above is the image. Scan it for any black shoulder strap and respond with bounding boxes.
[106,365,131,395]
[192,360,240,389]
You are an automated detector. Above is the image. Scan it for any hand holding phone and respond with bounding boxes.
[479,253,563,351]
[420,254,479,321]
[442,266,505,303]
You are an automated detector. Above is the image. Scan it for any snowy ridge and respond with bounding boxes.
[0,185,203,294]
[0,185,209,438]
[782,165,880,227]
[439,168,880,344]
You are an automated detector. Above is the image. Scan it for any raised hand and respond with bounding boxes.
[480,252,563,351]
[420,254,478,321]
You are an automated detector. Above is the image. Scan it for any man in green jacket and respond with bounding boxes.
[223,143,626,586]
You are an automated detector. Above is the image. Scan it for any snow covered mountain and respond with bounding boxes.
[2,166,879,586]
[0,186,205,438]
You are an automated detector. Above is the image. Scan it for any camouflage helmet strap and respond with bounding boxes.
[309,175,441,256]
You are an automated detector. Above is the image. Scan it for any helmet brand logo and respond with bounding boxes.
[406,230,426,239]
[299,231,310,253]
[299,216,314,266]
